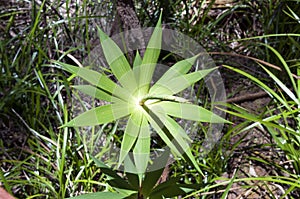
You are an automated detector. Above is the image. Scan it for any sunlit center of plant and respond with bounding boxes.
[138,98,144,106]
[137,95,159,107]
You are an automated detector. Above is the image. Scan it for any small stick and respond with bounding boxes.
[226,91,269,103]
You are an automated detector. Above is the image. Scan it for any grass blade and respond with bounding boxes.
[261,43,297,93]
[260,64,299,105]
[223,65,292,111]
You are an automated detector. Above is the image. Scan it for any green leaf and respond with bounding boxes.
[221,170,237,199]
[73,85,112,102]
[119,112,150,182]
[66,192,126,199]
[149,67,216,95]
[261,65,299,105]
[62,101,131,127]
[123,153,138,174]
[154,54,200,84]
[138,13,162,94]
[119,112,143,167]
[55,61,128,100]
[149,177,199,198]
[97,27,136,90]
[261,43,297,94]
[218,103,298,135]
[144,95,190,103]
[141,150,170,197]
[153,111,202,175]
[143,107,202,174]
[133,51,142,68]
[90,155,135,190]
[133,114,150,182]
[126,173,140,190]
[150,101,228,123]
[143,109,182,157]
[90,154,109,168]
[223,65,292,111]
[117,69,141,94]
[162,113,191,141]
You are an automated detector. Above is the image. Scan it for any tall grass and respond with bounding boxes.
[0,1,112,198]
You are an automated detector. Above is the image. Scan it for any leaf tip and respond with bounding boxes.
[59,121,74,129]
[97,26,107,42]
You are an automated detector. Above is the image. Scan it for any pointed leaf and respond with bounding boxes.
[143,106,199,175]
[119,112,143,167]
[223,65,292,111]
[150,68,216,95]
[143,109,182,157]
[97,27,138,93]
[150,101,228,123]
[150,177,199,198]
[153,54,200,85]
[261,44,297,93]
[55,61,128,100]
[133,51,142,68]
[73,85,112,102]
[261,65,299,105]
[97,27,135,89]
[138,13,162,94]
[90,154,109,168]
[117,69,140,94]
[90,155,135,190]
[142,149,170,197]
[160,113,191,141]
[66,192,127,199]
[153,111,202,174]
[133,115,150,180]
[221,171,237,199]
[62,102,131,127]
[124,154,138,174]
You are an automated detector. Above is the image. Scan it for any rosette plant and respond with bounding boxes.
[54,14,227,196]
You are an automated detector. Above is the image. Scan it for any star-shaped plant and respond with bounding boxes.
[55,14,227,180]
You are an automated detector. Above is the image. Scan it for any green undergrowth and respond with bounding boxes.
[0,0,300,198]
